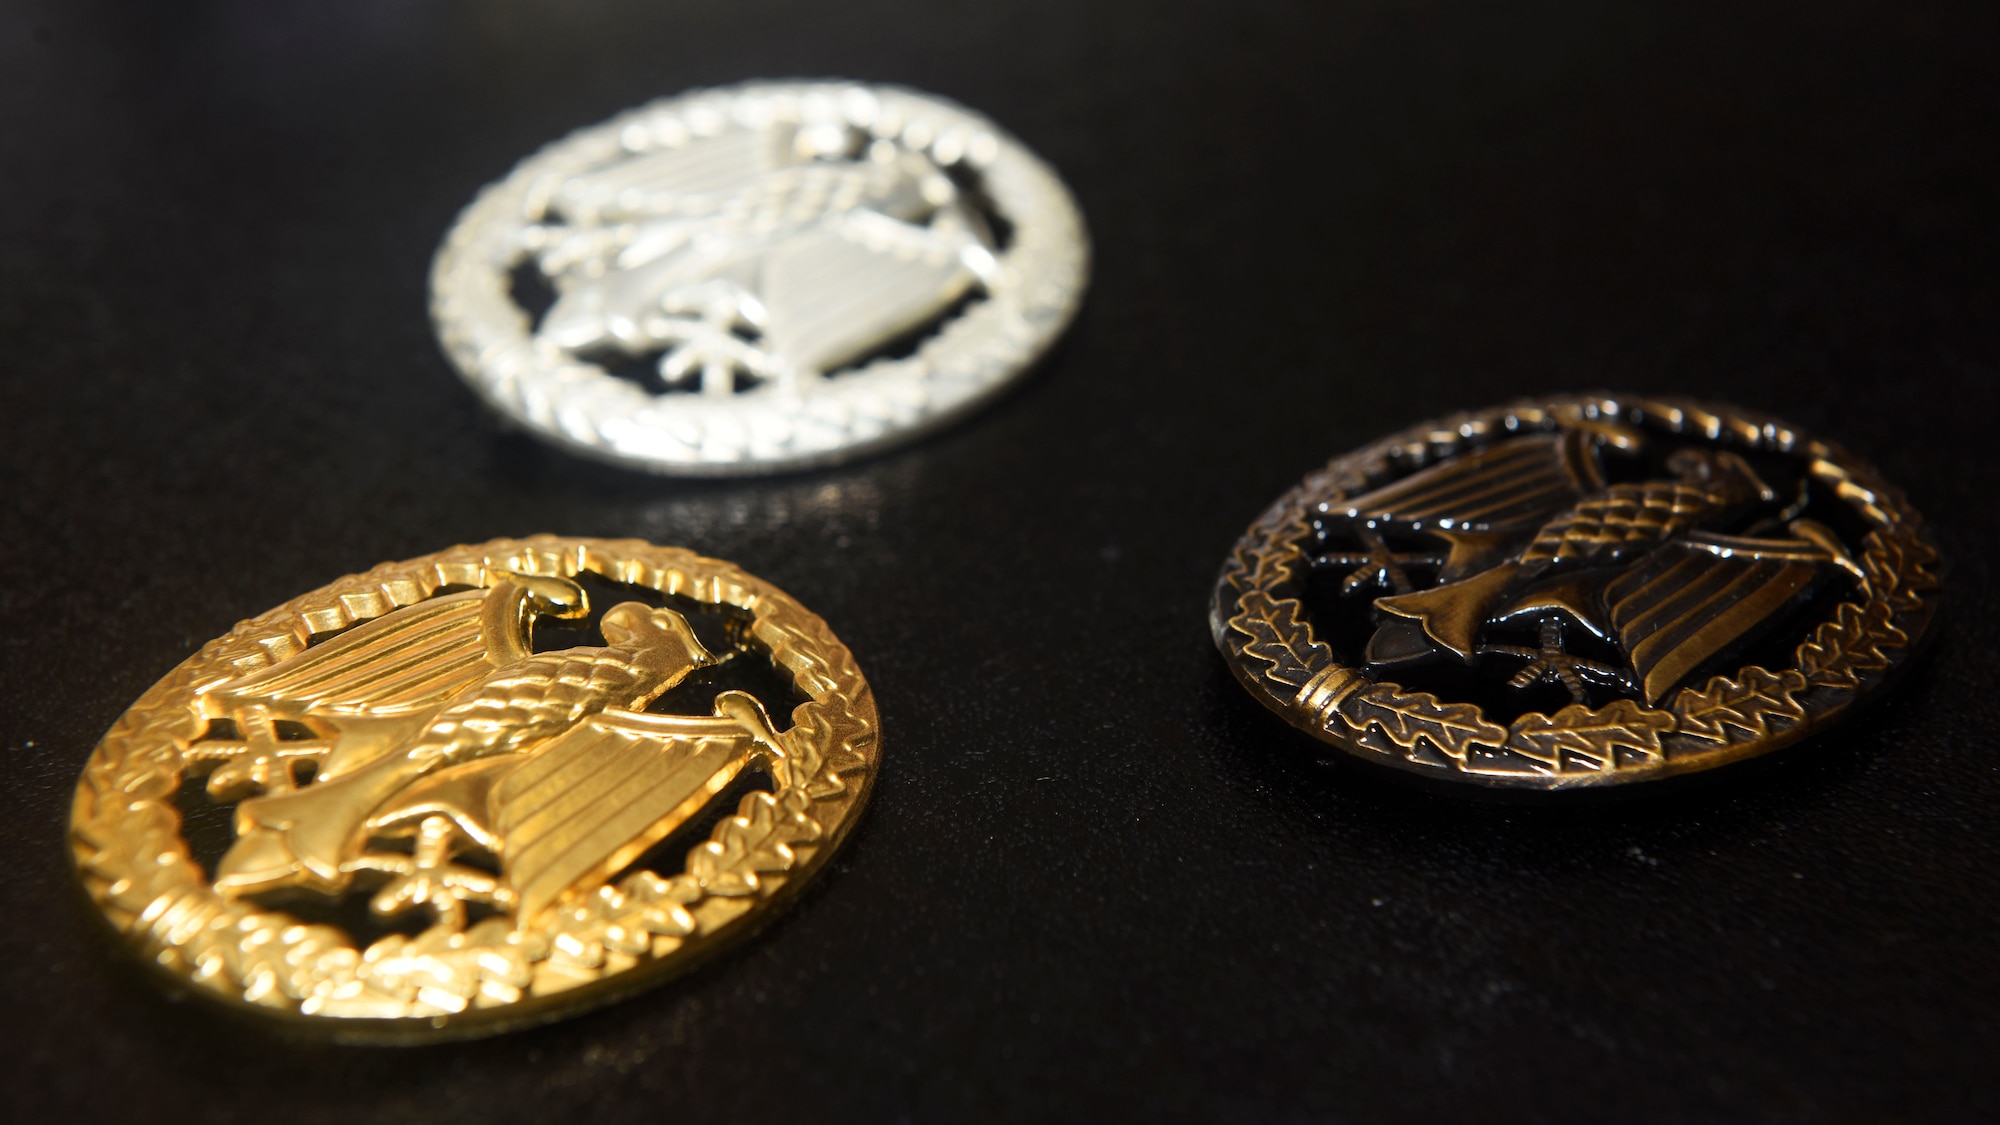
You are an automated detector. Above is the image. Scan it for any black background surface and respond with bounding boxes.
[5,2,2000,1121]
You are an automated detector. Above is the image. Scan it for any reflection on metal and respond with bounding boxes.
[71,538,879,1039]
[1211,395,1940,790]
[432,81,1088,475]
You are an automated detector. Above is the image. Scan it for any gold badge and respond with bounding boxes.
[1212,395,1940,790]
[70,537,877,1037]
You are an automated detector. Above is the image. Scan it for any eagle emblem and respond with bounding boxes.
[432,82,1089,475]
[523,115,998,396]
[74,539,880,1028]
[1317,420,1865,708]
[1213,397,1940,790]
[196,573,785,931]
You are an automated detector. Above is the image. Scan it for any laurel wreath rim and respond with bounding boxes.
[428,79,1091,477]
[69,536,880,1032]
[1210,393,1941,790]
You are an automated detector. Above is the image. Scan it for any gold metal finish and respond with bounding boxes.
[70,537,878,1038]
[1211,395,1940,790]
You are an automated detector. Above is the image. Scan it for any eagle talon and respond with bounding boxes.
[1480,617,1630,706]
[655,314,776,397]
[361,815,502,933]
[1316,527,1444,597]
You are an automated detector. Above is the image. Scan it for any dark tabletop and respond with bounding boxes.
[5,1,2000,1121]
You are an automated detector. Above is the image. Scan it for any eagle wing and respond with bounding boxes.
[491,691,780,924]
[536,127,803,350]
[1334,431,1602,581]
[209,588,498,719]
[756,211,983,375]
[553,125,799,223]
[1607,532,1845,706]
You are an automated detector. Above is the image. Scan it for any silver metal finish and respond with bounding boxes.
[431,81,1089,475]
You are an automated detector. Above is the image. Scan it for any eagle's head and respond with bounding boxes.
[514,572,588,617]
[1667,448,1778,507]
[601,602,720,690]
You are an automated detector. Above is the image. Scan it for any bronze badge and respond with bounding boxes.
[1211,396,1940,790]
[70,537,877,1037]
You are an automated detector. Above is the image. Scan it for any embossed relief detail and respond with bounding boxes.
[71,538,878,1030]
[1211,396,1939,790]
[522,114,1000,397]
[430,82,1090,475]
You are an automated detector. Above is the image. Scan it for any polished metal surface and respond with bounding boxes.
[431,81,1089,475]
[1211,395,1942,791]
[70,537,879,1040]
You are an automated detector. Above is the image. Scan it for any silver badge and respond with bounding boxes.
[430,81,1089,474]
